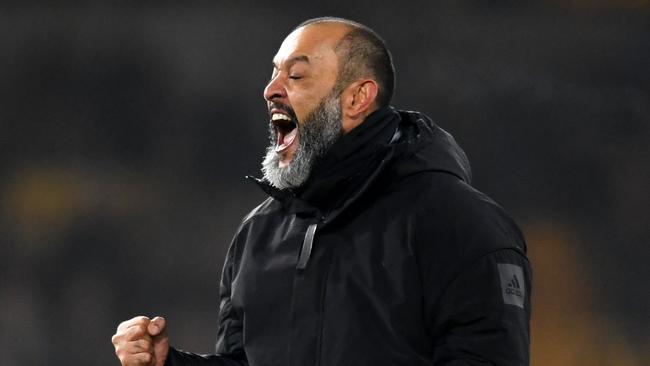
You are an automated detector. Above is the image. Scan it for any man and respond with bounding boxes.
[112,17,531,366]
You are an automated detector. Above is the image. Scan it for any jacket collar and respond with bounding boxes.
[248,106,401,218]
[294,106,400,209]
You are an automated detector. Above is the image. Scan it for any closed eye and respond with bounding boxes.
[289,75,302,80]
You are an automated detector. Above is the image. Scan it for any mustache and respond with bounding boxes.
[268,102,299,122]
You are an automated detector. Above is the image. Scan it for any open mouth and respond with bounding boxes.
[271,113,298,152]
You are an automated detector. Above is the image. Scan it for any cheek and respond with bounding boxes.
[288,92,320,123]
[286,74,337,123]
[287,88,325,122]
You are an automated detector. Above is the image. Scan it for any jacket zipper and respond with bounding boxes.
[296,222,318,270]
[294,148,396,271]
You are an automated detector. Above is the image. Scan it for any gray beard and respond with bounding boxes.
[262,93,343,190]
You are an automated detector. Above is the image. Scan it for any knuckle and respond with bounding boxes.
[115,345,127,357]
[131,324,143,333]
[128,326,144,338]
[117,321,127,332]
[118,315,149,329]
[141,353,153,363]
[133,315,149,322]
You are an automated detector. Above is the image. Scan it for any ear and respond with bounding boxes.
[341,79,379,119]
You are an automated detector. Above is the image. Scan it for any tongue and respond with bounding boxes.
[275,128,298,152]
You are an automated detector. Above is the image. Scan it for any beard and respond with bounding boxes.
[261,91,343,190]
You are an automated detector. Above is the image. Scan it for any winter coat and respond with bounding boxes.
[165,106,531,366]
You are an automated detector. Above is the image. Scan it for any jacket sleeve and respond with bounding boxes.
[428,248,531,366]
[164,234,247,366]
[163,347,246,366]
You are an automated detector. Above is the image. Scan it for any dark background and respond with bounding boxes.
[1,1,648,365]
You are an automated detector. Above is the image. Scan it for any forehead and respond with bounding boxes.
[273,23,349,68]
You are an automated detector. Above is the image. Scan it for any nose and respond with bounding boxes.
[263,74,287,103]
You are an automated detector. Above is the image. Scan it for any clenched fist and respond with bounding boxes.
[112,316,169,366]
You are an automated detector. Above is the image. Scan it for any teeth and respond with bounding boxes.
[271,113,292,121]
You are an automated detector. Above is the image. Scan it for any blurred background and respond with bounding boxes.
[1,1,648,365]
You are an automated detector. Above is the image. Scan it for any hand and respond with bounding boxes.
[112,316,169,366]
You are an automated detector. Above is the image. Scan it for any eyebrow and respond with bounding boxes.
[273,55,310,69]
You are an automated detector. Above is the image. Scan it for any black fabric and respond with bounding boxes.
[167,108,531,366]
[164,347,246,366]
[295,106,399,211]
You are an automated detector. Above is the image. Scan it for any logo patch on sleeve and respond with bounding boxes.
[497,263,525,308]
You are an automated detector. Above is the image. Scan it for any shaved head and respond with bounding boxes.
[295,17,395,107]
[262,17,394,188]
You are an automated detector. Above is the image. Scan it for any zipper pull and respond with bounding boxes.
[296,223,318,270]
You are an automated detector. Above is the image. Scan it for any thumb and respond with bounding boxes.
[147,316,167,337]
[150,317,170,366]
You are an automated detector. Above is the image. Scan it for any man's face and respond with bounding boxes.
[261,24,349,189]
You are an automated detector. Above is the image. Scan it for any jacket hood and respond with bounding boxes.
[390,109,472,184]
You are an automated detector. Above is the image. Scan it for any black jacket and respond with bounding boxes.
[166,107,531,366]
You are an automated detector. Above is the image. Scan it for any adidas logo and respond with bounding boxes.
[505,274,523,298]
[498,263,525,308]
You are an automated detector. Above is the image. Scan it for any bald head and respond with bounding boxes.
[295,17,395,107]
